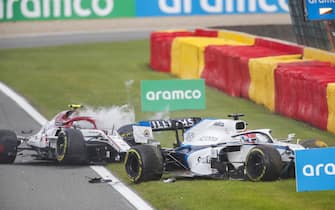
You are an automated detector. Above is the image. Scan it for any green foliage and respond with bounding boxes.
[1,40,335,210]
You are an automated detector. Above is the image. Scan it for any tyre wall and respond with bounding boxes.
[149,28,335,134]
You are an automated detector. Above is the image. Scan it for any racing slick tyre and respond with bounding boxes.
[245,145,282,181]
[280,162,296,179]
[0,130,18,164]
[300,139,328,148]
[125,145,163,183]
[56,128,87,164]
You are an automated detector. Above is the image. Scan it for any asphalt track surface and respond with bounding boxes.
[0,24,295,210]
[0,30,156,209]
[0,158,135,210]
[0,89,137,210]
[0,30,150,49]
[0,24,296,49]
[0,92,41,134]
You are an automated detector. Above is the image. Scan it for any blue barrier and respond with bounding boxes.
[304,0,335,21]
[295,147,335,192]
[136,0,289,17]
[0,0,290,22]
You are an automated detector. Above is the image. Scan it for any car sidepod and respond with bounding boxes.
[186,147,217,176]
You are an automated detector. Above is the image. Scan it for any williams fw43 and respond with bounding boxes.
[0,105,130,164]
[123,114,328,183]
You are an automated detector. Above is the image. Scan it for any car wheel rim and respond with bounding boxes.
[56,133,67,161]
[248,152,265,179]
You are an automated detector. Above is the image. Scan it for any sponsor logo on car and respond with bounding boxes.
[150,118,197,129]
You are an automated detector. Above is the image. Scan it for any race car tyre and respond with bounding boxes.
[300,139,328,148]
[55,128,87,164]
[125,145,163,183]
[280,162,295,179]
[245,145,282,181]
[0,129,18,164]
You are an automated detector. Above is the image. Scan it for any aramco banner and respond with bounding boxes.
[136,0,289,16]
[0,0,135,21]
[0,0,289,22]
[303,0,335,21]
[295,147,335,192]
[141,79,206,112]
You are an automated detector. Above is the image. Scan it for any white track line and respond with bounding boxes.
[0,81,154,210]
[0,82,48,125]
[90,166,154,210]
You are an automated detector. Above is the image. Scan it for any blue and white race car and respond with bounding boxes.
[123,114,327,183]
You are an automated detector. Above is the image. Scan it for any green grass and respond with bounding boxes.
[111,162,335,210]
[1,40,335,210]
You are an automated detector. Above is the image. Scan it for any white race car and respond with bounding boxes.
[124,114,328,183]
[0,105,131,164]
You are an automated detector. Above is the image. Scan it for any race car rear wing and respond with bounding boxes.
[117,117,202,146]
[138,117,202,131]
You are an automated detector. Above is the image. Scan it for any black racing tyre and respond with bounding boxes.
[245,145,282,181]
[125,145,163,183]
[300,139,328,148]
[280,162,296,179]
[55,128,87,164]
[0,130,18,164]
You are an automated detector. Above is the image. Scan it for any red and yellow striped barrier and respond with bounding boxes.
[202,38,303,98]
[149,28,335,135]
[248,55,304,112]
[171,37,247,79]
